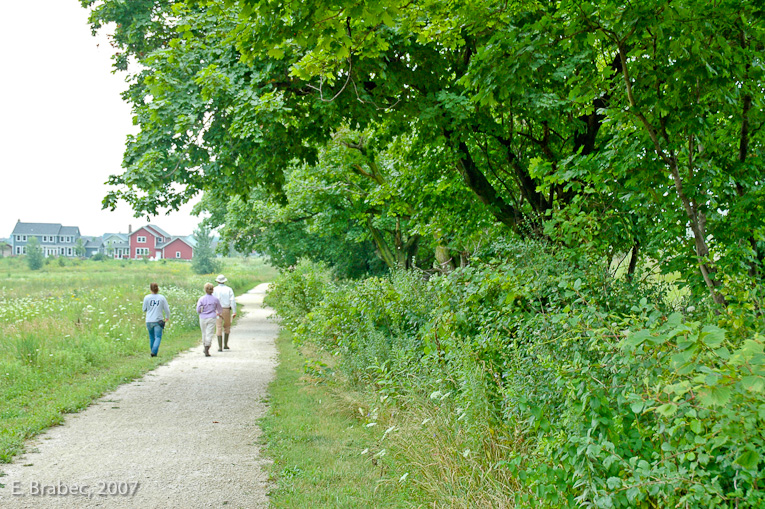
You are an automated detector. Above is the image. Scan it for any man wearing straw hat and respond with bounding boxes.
[213,274,237,351]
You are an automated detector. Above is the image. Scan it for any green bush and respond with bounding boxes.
[264,258,334,331]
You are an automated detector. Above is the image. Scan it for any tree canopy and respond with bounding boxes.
[82,0,765,301]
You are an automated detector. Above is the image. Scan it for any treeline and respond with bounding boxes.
[81,0,765,505]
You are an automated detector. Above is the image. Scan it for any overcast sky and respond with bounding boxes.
[0,0,201,239]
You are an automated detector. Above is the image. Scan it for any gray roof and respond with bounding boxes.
[84,236,103,248]
[12,222,63,235]
[145,224,172,239]
[60,226,81,236]
[165,236,194,248]
[104,232,128,238]
[101,233,130,243]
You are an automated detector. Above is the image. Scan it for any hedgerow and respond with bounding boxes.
[265,240,765,507]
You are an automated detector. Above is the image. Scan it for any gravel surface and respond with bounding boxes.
[0,283,277,508]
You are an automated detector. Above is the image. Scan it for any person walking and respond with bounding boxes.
[212,274,237,351]
[196,282,222,357]
[143,282,171,357]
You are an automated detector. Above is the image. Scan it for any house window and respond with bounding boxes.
[176,251,181,258]
[67,248,72,256]
[137,236,147,243]
[136,248,150,256]
[22,235,27,241]
[15,247,21,255]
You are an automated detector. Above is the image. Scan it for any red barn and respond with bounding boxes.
[162,237,194,260]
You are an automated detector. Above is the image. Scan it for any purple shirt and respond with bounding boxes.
[196,294,223,319]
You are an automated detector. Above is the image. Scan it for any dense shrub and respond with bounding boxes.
[264,259,334,330]
[266,240,765,507]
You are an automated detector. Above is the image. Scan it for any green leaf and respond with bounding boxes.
[656,403,677,417]
[671,349,695,369]
[267,47,285,59]
[741,376,765,393]
[734,449,760,471]
[622,329,651,349]
[606,477,621,490]
[731,340,764,366]
[699,325,726,349]
[698,385,732,407]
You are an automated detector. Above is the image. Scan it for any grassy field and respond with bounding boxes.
[0,256,277,464]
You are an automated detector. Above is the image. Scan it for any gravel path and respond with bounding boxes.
[0,283,277,508]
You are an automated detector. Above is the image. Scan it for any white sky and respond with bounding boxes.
[0,0,201,239]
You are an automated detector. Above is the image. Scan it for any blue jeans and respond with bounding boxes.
[147,322,164,355]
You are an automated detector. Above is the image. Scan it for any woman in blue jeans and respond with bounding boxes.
[142,282,171,357]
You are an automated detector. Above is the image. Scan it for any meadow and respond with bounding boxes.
[0,256,276,463]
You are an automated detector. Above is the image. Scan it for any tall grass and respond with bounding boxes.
[0,256,277,463]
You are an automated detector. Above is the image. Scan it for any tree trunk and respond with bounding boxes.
[435,245,455,272]
[668,160,726,306]
[366,216,397,269]
[626,241,639,283]
[455,141,523,231]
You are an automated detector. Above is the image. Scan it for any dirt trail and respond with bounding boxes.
[0,283,277,508]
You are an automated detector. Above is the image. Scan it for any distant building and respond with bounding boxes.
[11,221,81,257]
[9,221,193,260]
[82,236,102,258]
[129,224,193,260]
[101,233,130,259]
[0,238,11,257]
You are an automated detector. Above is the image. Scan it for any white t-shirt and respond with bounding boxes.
[142,293,170,323]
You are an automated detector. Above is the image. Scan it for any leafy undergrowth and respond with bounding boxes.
[265,240,765,508]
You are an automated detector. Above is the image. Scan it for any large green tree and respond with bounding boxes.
[82,0,765,304]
